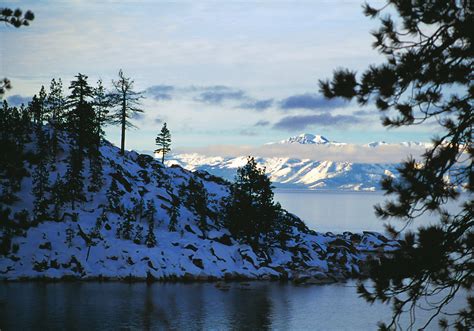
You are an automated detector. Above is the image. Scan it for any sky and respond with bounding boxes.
[1,0,437,154]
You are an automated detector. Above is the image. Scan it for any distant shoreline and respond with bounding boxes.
[273,188,382,194]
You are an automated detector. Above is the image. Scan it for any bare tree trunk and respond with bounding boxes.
[120,95,126,155]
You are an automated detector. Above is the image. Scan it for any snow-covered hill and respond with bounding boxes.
[0,130,400,282]
[166,133,430,191]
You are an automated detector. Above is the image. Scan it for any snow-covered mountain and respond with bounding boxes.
[268,133,345,146]
[168,155,398,191]
[167,134,432,191]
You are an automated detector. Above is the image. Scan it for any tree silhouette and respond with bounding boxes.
[110,69,143,155]
[46,78,66,161]
[0,8,34,97]
[92,79,113,146]
[225,157,280,250]
[319,1,472,329]
[155,122,171,163]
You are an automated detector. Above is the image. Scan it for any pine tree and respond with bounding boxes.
[319,2,473,328]
[86,79,112,193]
[50,174,65,221]
[46,78,66,166]
[92,212,107,239]
[106,179,122,213]
[144,200,157,247]
[64,74,95,207]
[88,150,103,193]
[225,157,280,248]
[67,73,96,148]
[144,199,156,223]
[65,146,85,210]
[32,126,51,222]
[180,177,208,231]
[117,209,134,240]
[155,122,171,163]
[145,221,156,248]
[30,86,47,126]
[92,79,112,146]
[46,78,66,128]
[133,224,143,244]
[32,158,50,222]
[168,196,180,232]
[110,70,143,155]
[65,225,74,248]
[0,101,29,203]
[132,197,145,220]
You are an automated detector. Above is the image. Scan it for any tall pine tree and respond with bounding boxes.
[110,70,143,155]
[66,74,95,202]
[225,157,280,249]
[155,122,171,163]
[46,78,66,162]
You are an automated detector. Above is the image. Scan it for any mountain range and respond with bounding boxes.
[166,133,432,191]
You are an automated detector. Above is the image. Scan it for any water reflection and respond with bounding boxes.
[0,282,277,330]
[0,282,466,330]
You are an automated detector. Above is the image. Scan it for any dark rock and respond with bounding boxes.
[111,171,132,193]
[192,258,204,269]
[184,224,196,234]
[185,244,198,252]
[39,242,52,250]
[136,154,154,168]
[147,260,158,271]
[214,234,232,246]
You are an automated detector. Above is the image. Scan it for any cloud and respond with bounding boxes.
[6,94,31,106]
[273,113,361,131]
[254,120,270,127]
[239,128,258,136]
[154,117,164,124]
[279,93,347,110]
[194,86,246,104]
[131,112,145,121]
[353,109,377,116]
[175,143,427,164]
[146,85,174,101]
[238,98,274,111]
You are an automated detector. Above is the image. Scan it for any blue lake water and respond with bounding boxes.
[0,281,466,330]
[274,189,463,234]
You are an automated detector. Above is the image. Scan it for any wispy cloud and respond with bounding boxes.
[238,98,274,111]
[273,113,361,131]
[254,120,270,127]
[194,86,246,104]
[175,143,427,164]
[353,109,378,116]
[239,128,258,136]
[279,93,347,110]
[146,85,174,101]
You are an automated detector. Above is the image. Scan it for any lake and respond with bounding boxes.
[0,281,466,330]
[274,189,464,234]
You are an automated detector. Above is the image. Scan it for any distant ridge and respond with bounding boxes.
[167,133,433,191]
